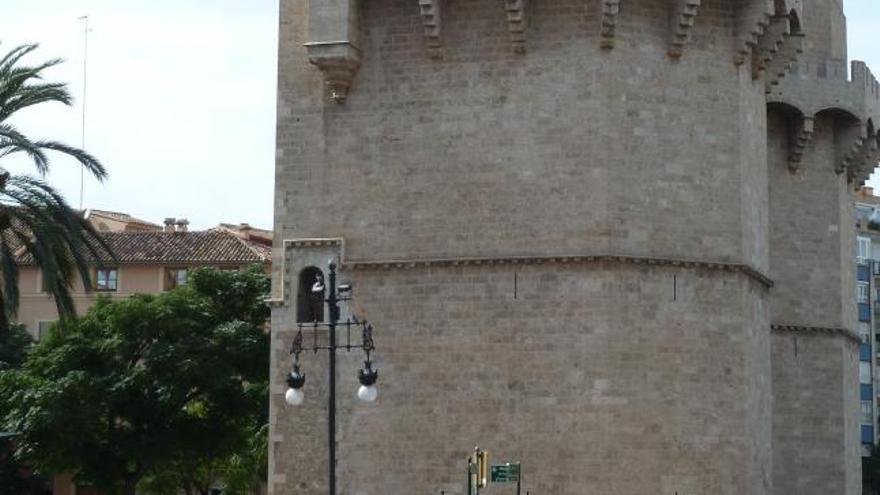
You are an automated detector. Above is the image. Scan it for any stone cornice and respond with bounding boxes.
[345,254,773,287]
[771,324,860,344]
[281,239,773,288]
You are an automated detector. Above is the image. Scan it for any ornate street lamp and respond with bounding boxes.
[285,259,378,495]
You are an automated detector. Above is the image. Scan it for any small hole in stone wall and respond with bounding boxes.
[514,272,518,299]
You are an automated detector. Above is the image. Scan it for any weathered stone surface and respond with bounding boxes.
[271,0,874,494]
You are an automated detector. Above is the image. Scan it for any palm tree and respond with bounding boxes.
[0,43,110,332]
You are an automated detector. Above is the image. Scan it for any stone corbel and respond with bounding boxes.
[668,0,701,58]
[764,32,803,90]
[855,136,880,184]
[837,126,866,176]
[305,0,362,103]
[600,0,620,49]
[733,0,773,66]
[504,0,527,53]
[751,15,789,78]
[419,0,443,59]
[788,116,814,170]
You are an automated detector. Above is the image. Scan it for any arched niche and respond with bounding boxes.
[297,266,325,323]
[814,107,865,176]
[788,9,802,35]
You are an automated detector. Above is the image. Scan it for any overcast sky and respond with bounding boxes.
[0,1,878,230]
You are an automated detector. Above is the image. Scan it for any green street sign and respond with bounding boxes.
[490,463,521,483]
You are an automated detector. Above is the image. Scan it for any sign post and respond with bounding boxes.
[468,447,489,495]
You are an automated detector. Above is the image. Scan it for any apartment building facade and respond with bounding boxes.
[16,211,271,340]
[856,189,880,458]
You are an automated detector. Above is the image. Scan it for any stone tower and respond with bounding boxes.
[269,1,880,494]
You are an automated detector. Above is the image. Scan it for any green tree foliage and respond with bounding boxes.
[0,266,270,495]
[0,322,32,370]
[0,43,110,332]
[0,323,51,494]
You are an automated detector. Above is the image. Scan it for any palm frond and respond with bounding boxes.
[0,44,39,74]
[0,81,71,121]
[0,176,115,323]
[0,123,50,173]
[37,141,107,181]
[0,43,111,329]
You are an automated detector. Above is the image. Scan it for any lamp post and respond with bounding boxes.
[285,259,378,495]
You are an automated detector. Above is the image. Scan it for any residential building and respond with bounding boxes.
[84,209,163,232]
[856,188,880,458]
[16,213,271,340]
[271,0,879,494]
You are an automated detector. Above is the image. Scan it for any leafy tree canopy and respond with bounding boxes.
[0,266,270,495]
[0,323,32,370]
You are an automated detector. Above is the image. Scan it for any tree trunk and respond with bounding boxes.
[122,478,138,495]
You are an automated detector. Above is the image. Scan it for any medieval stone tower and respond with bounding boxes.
[269,0,880,493]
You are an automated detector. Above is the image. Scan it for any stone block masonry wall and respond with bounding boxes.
[271,0,873,493]
[275,0,771,270]
[767,102,860,494]
[771,333,859,495]
[270,263,771,495]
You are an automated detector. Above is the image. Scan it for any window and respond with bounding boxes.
[863,343,873,362]
[860,303,872,322]
[859,282,871,303]
[862,362,873,384]
[860,322,871,343]
[863,400,874,424]
[37,320,55,341]
[95,268,118,291]
[863,425,875,445]
[859,236,872,263]
[863,384,874,401]
[296,266,325,323]
[165,268,188,290]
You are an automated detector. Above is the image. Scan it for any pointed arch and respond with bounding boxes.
[788,9,801,35]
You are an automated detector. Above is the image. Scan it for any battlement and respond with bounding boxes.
[301,0,805,103]
[769,58,880,186]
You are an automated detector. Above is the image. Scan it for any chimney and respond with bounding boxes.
[175,218,190,232]
[164,218,176,232]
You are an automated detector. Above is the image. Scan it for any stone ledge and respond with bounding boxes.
[345,255,772,287]
[771,324,860,344]
[281,239,774,287]
[348,254,772,287]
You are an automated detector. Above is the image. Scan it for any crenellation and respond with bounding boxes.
[667,0,701,58]
[504,0,527,53]
[599,0,620,49]
[418,0,443,58]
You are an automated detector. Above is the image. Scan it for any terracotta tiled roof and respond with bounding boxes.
[16,230,271,265]
[87,209,162,229]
